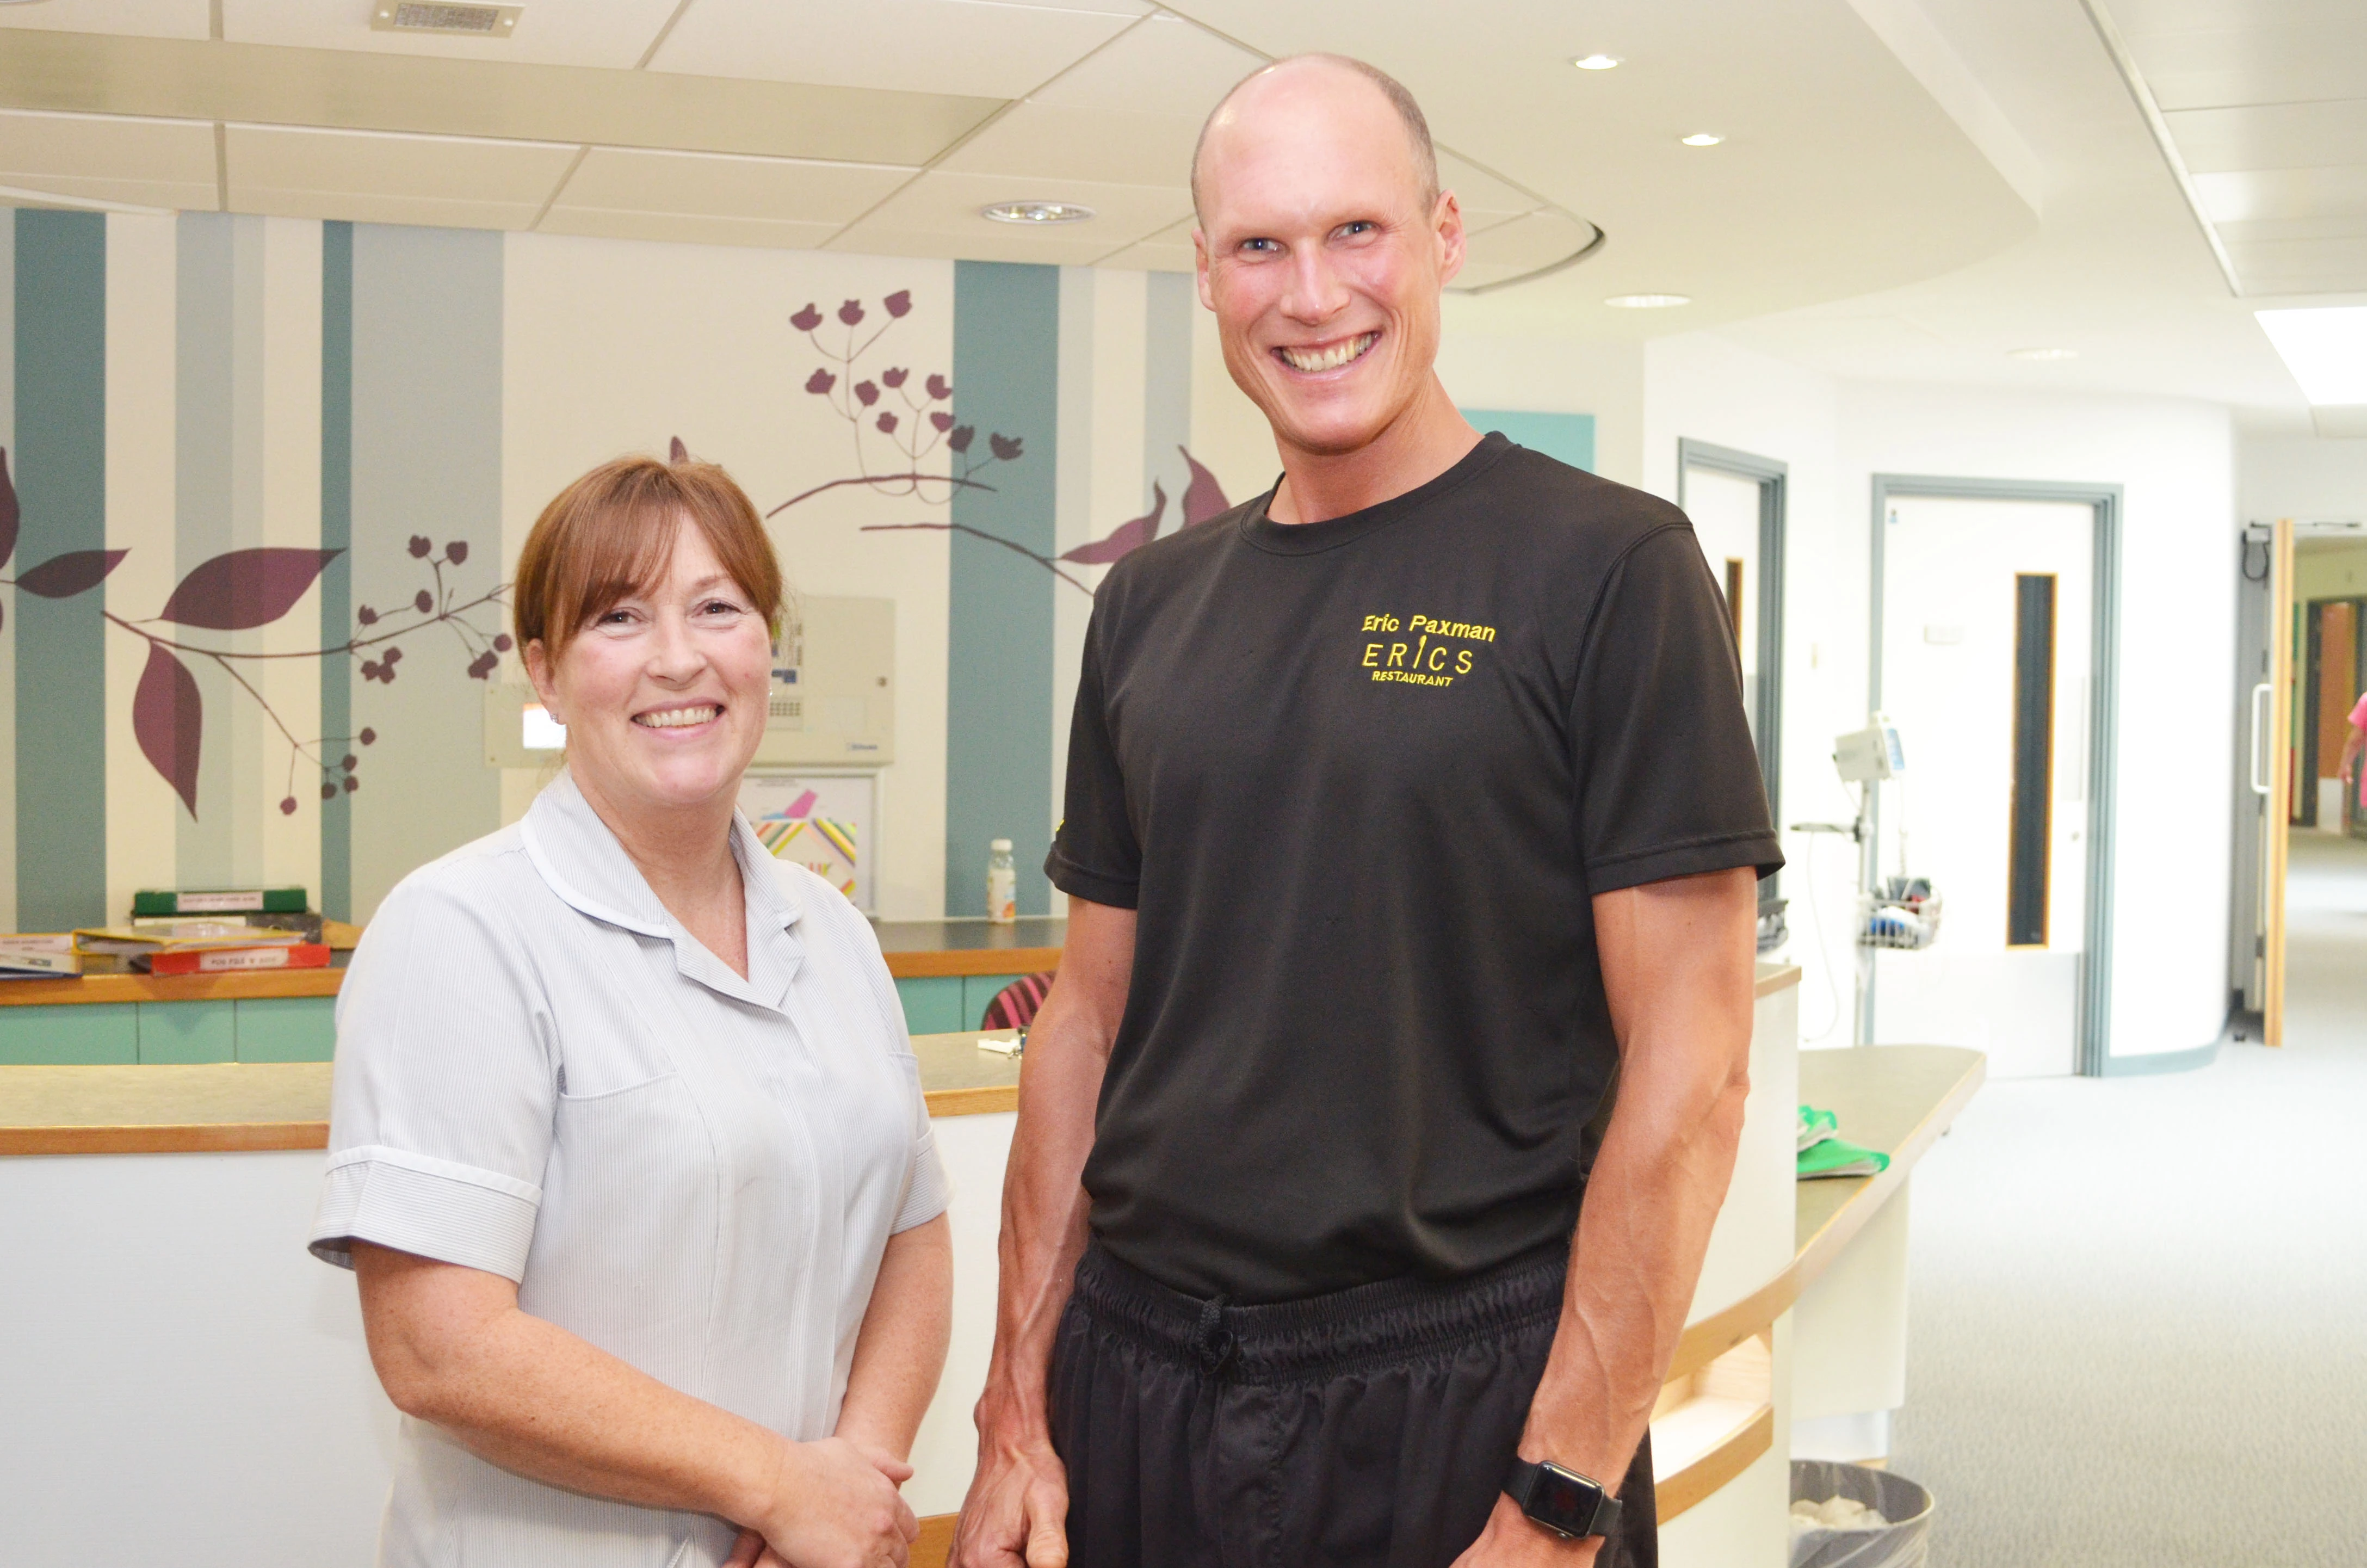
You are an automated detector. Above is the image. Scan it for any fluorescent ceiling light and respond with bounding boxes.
[2255,307,2367,405]
[1605,293,1691,309]
[981,201,1095,225]
[1572,54,1623,70]
[2008,347,2078,361]
[1680,133,1725,147]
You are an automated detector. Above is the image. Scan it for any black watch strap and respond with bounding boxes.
[1504,1456,1622,1540]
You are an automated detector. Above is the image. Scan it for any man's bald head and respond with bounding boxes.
[1190,54,1438,225]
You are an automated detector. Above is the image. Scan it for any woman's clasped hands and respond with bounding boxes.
[726,1436,922,1568]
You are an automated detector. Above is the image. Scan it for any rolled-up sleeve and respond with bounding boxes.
[309,878,556,1280]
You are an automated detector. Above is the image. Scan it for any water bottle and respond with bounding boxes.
[986,838,1017,924]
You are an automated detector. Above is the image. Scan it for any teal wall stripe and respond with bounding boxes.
[0,212,18,932]
[947,261,1059,917]
[1461,408,1595,474]
[318,221,353,922]
[346,224,503,923]
[13,210,108,931]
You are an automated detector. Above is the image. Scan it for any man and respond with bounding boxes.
[953,53,1780,1568]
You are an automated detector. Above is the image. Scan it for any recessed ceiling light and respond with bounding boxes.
[2008,347,2078,361]
[2255,307,2367,404]
[1680,133,1725,147]
[1605,294,1692,309]
[1572,54,1623,70]
[981,201,1096,226]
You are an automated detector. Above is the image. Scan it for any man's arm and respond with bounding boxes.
[1456,865,1760,1565]
[951,897,1139,1568]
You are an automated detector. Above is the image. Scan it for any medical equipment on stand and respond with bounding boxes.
[1791,715,1942,1046]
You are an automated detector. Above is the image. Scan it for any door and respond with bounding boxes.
[1683,465,1762,743]
[1875,496,2094,1076]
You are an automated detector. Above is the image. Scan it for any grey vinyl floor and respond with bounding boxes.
[1887,830,2367,1568]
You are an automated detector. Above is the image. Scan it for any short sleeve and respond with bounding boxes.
[833,886,950,1234]
[1046,606,1141,908]
[308,876,555,1280]
[1569,524,1784,894]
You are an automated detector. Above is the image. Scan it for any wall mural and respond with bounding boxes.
[0,446,509,823]
[696,290,1234,585]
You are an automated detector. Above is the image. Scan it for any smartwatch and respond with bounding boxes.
[1503,1456,1622,1540]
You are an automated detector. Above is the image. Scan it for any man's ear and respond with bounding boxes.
[1194,227,1215,311]
[522,639,563,725]
[1435,189,1466,288]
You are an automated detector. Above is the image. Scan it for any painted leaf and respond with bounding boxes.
[0,446,18,567]
[133,641,202,817]
[670,436,689,462]
[989,433,1023,462]
[16,548,128,598]
[1062,482,1164,565]
[883,290,912,318]
[1180,446,1231,527]
[157,547,342,629]
[791,304,824,332]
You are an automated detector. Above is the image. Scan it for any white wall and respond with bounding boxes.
[2238,435,2367,527]
[1836,382,2236,1060]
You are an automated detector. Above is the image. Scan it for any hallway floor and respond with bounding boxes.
[1886,829,2367,1567]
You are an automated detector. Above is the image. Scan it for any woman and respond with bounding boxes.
[310,455,951,1568]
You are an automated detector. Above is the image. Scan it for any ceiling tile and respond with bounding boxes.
[2225,233,2367,291]
[223,0,684,69]
[225,123,578,229]
[0,108,217,210]
[2216,214,2367,245]
[938,102,1201,186]
[1030,12,1262,117]
[0,0,208,40]
[2119,14,2367,112]
[535,209,845,250]
[2194,165,2367,225]
[554,147,917,226]
[1461,210,1599,272]
[651,0,1151,98]
[2162,101,2367,174]
[1092,214,1196,270]
[832,168,1190,258]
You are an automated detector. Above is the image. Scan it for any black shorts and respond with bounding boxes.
[1049,1242,1657,1568]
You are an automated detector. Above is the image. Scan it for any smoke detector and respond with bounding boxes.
[371,3,521,36]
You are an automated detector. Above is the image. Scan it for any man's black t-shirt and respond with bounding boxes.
[1047,434,1782,1302]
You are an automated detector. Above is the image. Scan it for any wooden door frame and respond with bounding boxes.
[1868,476,2123,1076]
[2264,519,2295,1047]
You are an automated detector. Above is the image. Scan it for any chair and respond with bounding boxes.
[980,971,1056,1032]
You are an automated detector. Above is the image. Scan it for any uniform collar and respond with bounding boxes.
[522,769,805,1009]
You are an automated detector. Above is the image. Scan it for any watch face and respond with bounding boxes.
[1530,1465,1601,1535]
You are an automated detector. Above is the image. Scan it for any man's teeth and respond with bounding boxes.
[1280,332,1377,373]
[636,706,718,729]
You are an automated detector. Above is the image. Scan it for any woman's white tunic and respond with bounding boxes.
[310,772,947,1567]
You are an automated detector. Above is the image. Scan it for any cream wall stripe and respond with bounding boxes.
[257,216,323,900]
[103,212,181,928]
[171,211,244,888]
[0,212,16,931]
[1142,270,1194,516]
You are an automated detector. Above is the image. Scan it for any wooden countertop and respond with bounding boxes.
[0,1029,1027,1155]
[1665,1043,1985,1385]
[0,921,1065,1005]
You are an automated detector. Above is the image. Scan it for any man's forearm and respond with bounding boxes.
[975,902,1134,1443]
[1519,871,1758,1490]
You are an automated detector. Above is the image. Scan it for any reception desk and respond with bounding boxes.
[0,962,1978,1567]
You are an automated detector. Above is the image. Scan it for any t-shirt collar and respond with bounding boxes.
[521,769,805,1008]
[1238,431,1512,557]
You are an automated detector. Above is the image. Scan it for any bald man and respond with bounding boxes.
[953,55,1779,1568]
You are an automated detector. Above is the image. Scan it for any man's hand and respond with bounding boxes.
[1449,1493,1602,1567]
[949,1427,1070,1568]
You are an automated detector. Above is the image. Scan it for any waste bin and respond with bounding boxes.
[1789,1460,1933,1568]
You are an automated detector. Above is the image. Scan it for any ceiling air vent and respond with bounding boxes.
[370,3,521,36]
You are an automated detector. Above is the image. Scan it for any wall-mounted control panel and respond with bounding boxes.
[484,596,897,769]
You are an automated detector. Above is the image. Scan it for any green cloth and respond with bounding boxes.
[1796,1102,1890,1179]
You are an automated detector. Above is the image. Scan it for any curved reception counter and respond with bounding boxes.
[0,960,1980,1566]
